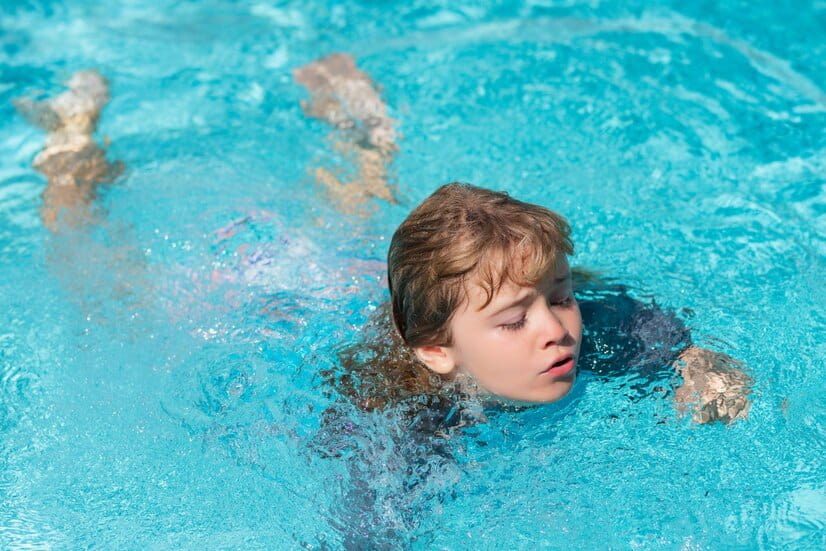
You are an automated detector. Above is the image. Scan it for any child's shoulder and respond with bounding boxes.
[574,268,692,377]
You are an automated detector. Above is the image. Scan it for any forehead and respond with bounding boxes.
[463,256,571,312]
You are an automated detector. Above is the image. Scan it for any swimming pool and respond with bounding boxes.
[1,0,824,548]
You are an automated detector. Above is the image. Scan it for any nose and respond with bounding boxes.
[538,301,569,348]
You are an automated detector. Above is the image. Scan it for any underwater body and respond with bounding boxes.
[1,0,825,548]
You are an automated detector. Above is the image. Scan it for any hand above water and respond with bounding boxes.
[673,346,752,424]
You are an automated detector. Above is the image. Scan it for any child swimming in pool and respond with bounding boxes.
[18,60,750,420]
[294,54,750,547]
[18,57,751,546]
[328,182,752,424]
[292,54,751,423]
[321,182,752,546]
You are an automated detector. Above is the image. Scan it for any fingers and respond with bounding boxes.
[691,387,751,424]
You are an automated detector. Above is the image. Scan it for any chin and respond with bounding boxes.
[495,380,575,405]
[532,376,576,403]
[542,382,574,402]
[480,371,577,405]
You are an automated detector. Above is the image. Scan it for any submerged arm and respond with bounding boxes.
[575,272,752,424]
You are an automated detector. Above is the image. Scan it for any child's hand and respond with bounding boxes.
[673,346,752,424]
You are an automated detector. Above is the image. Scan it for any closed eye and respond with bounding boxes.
[500,315,527,331]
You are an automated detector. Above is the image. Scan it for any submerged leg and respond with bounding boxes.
[15,70,123,231]
[294,53,398,212]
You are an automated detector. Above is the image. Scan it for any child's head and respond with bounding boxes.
[388,183,581,403]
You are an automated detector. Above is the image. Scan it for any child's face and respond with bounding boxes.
[418,257,581,403]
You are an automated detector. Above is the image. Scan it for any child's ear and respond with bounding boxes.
[413,345,456,375]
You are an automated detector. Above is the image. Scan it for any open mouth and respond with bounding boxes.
[540,355,575,378]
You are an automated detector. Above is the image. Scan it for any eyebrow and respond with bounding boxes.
[487,291,534,318]
[486,275,570,318]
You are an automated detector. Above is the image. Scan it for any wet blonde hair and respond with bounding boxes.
[335,182,573,410]
[389,182,573,346]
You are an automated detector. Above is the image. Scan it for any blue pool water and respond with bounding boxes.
[1,0,824,548]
